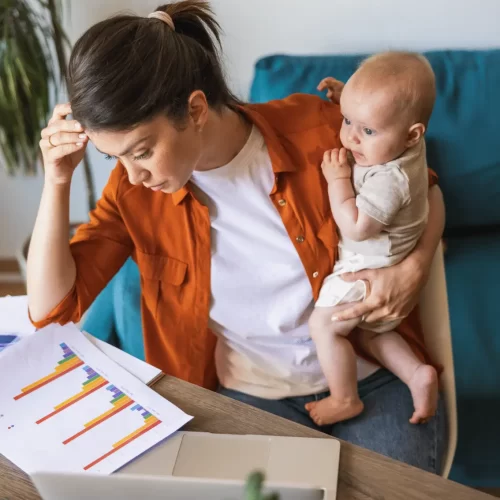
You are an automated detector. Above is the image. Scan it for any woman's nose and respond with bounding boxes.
[127,165,150,185]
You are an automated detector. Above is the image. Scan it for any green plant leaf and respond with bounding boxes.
[0,0,60,174]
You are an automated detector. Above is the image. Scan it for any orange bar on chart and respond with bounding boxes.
[53,376,107,410]
[112,418,159,449]
[14,361,84,400]
[36,380,108,424]
[61,386,135,445]
[83,419,162,471]
[84,396,132,428]
[63,399,134,445]
[14,343,85,400]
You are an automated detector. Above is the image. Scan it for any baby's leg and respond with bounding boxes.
[306,304,364,425]
[358,329,439,424]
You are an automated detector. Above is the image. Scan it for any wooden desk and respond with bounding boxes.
[0,375,492,500]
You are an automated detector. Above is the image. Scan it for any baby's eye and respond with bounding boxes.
[363,128,374,135]
[344,118,351,125]
[104,154,117,161]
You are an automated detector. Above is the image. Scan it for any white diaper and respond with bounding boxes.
[315,247,402,333]
[315,274,367,308]
[316,247,370,308]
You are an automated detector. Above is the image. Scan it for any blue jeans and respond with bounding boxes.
[219,368,447,474]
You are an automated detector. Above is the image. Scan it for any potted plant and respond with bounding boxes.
[245,471,280,500]
[0,0,96,279]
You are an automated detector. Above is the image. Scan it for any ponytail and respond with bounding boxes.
[68,1,240,131]
[160,1,221,55]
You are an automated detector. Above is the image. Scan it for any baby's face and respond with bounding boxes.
[339,82,411,166]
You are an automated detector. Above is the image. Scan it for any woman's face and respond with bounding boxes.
[86,96,207,194]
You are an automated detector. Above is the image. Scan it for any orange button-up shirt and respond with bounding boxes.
[33,94,437,390]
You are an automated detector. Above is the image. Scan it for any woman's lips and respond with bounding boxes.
[148,182,165,191]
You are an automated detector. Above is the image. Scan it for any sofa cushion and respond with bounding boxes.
[444,231,500,486]
[83,258,144,361]
[250,50,500,229]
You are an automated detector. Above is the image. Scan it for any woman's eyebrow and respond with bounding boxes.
[94,136,151,157]
[118,136,151,156]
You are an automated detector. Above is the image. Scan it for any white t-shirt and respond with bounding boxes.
[190,126,378,398]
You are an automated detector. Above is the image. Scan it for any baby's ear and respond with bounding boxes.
[406,123,425,147]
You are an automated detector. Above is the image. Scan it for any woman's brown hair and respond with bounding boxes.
[68,1,239,130]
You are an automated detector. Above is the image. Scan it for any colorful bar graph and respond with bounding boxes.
[14,343,84,400]
[36,366,108,424]
[83,404,162,470]
[63,385,134,444]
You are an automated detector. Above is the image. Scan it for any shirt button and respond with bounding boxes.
[312,271,319,278]
[296,235,305,243]
[278,199,287,207]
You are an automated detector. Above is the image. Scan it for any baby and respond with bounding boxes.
[306,52,439,426]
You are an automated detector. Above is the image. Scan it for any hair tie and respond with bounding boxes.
[148,11,175,31]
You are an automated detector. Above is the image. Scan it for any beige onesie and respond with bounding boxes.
[316,140,429,332]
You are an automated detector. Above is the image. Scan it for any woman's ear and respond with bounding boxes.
[188,90,209,131]
[406,123,426,148]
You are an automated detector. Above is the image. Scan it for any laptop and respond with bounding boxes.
[31,473,326,500]
[31,431,340,499]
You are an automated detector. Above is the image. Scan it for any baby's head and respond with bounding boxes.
[339,51,436,166]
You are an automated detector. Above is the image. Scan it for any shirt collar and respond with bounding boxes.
[171,103,296,205]
[240,104,297,173]
[172,185,190,206]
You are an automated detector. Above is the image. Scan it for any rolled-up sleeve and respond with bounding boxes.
[31,164,133,328]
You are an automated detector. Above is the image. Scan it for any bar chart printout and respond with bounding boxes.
[0,323,192,474]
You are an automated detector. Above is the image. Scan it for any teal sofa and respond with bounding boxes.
[83,257,145,360]
[83,49,500,487]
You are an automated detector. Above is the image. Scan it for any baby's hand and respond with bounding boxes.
[321,148,352,183]
[317,77,345,104]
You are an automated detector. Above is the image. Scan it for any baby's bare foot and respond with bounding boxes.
[408,364,439,424]
[305,396,364,426]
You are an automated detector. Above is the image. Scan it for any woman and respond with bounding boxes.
[28,1,446,473]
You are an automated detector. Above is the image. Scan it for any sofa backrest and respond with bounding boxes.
[250,50,500,230]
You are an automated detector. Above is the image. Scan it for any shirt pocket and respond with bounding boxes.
[135,251,188,320]
[317,215,339,250]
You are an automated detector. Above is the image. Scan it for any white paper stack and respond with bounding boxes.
[0,321,192,475]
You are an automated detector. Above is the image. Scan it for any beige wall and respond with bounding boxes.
[2,0,500,256]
